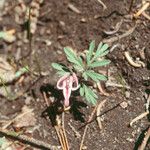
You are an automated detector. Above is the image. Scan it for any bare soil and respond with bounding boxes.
[0,0,150,150]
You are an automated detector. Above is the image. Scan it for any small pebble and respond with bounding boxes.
[125,91,130,98]
[120,101,128,109]
[80,18,86,23]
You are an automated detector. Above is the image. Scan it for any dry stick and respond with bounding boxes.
[62,112,69,150]
[0,129,60,150]
[68,3,81,14]
[43,92,68,150]
[55,126,65,150]
[56,120,67,150]
[124,51,145,68]
[42,91,50,106]
[79,106,98,150]
[134,2,150,18]
[129,111,149,127]
[103,19,123,35]
[97,82,109,96]
[96,99,107,130]
[2,108,33,130]
[138,126,150,150]
[68,122,81,138]
[103,26,136,46]
[130,95,150,126]
[106,81,130,89]
[97,0,107,10]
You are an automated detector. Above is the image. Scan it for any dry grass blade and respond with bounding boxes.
[42,91,69,150]
[134,2,150,18]
[68,3,81,14]
[129,111,149,127]
[97,82,109,96]
[79,106,98,150]
[2,106,34,129]
[68,122,81,138]
[96,99,107,130]
[97,0,107,10]
[130,94,150,126]
[62,112,69,150]
[0,129,60,150]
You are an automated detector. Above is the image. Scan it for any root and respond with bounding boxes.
[103,26,136,46]
[97,0,107,10]
[96,99,107,130]
[124,51,145,68]
[129,111,149,127]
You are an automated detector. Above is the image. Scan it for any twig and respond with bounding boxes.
[97,82,109,96]
[106,81,130,89]
[124,51,145,67]
[42,91,50,106]
[109,44,121,52]
[79,106,98,150]
[129,111,149,127]
[130,94,150,126]
[142,11,150,20]
[138,126,150,150]
[96,99,107,130]
[134,2,150,18]
[0,129,60,150]
[79,125,88,150]
[2,108,33,129]
[68,122,81,138]
[68,4,81,14]
[97,0,107,10]
[103,19,123,35]
[61,112,69,150]
[42,90,68,150]
[103,26,136,45]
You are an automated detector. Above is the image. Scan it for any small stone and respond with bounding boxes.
[125,91,130,98]
[120,101,128,109]
[80,18,86,23]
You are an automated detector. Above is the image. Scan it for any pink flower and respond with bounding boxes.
[57,73,79,107]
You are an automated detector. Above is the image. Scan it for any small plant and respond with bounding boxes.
[52,41,110,107]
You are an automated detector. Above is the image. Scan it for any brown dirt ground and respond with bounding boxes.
[0,0,150,150]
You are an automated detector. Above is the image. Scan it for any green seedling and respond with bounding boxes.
[52,41,110,107]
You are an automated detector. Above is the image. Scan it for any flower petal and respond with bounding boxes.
[57,74,69,89]
[63,76,73,107]
[72,73,79,91]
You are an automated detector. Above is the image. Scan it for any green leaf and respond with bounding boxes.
[86,40,95,64]
[84,85,97,105]
[15,66,29,77]
[82,72,88,81]
[73,65,84,72]
[64,47,83,68]
[88,59,110,68]
[80,86,85,96]
[57,71,70,77]
[93,43,109,60]
[0,137,6,146]
[86,70,107,82]
[52,63,65,71]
